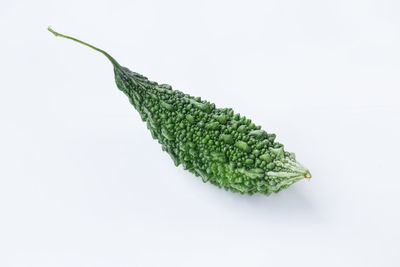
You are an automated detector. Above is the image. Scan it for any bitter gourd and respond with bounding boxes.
[49,27,311,196]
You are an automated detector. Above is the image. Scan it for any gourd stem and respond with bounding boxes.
[48,27,120,68]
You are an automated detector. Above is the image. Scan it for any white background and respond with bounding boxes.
[1,0,399,266]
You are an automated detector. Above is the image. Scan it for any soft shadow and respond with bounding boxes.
[215,183,323,223]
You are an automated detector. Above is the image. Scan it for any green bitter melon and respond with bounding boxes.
[48,27,311,196]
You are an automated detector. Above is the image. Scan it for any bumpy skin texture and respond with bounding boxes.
[48,28,311,196]
[115,67,310,195]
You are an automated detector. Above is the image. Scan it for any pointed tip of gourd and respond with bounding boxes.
[305,171,312,179]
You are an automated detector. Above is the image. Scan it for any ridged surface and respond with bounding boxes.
[115,67,310,196]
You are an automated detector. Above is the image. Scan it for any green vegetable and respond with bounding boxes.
[48,27,311,196]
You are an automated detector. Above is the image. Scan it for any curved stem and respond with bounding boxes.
[48,27,120,68]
